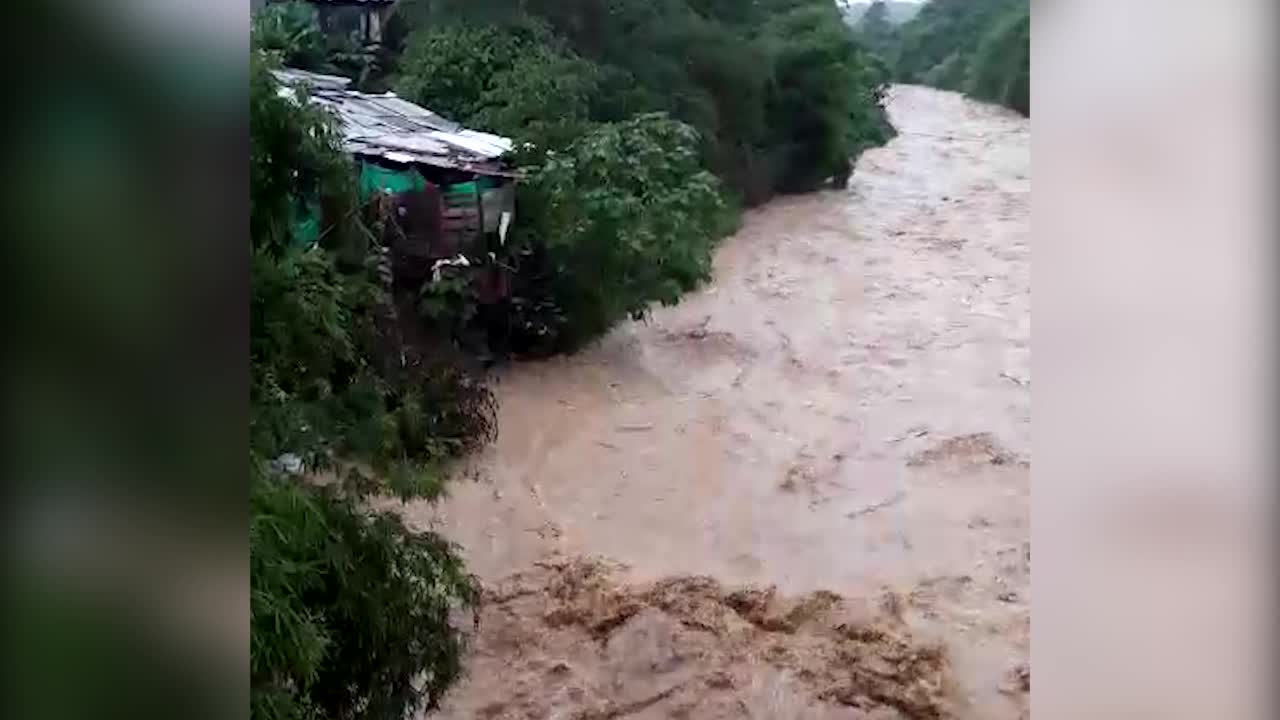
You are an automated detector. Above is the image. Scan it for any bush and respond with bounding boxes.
[514,114,729,349]
[251,472,476,720]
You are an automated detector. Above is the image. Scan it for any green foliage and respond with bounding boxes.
[250,52,358,258]
[395,22,600,151]
[965,4,1030,115]
[252,2,328,72]
[251,471,477,720]
[252,1,388,90]
[394,24,529,124]
[921,51,969,90]
[892,0,1019,85]
[885,0,1029,115]
[396,0,892,201]
[250,54,485,720]
[760,3,892,192]
[854,1,899,58]
[516,114,729,348]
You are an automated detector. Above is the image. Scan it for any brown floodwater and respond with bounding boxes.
[405,86,1031,719]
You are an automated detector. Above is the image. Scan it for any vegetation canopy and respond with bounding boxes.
[855,0,1029,115]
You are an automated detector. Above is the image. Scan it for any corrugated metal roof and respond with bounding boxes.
[272,67,352,91]
[272,67,516,177]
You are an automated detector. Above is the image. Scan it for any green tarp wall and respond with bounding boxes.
[292,162,495,248]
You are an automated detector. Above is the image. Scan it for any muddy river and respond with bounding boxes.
[407,86,1030,719]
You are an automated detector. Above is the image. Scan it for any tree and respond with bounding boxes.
[394,22,599,151]
[515,114,729,348]
[965,3,1030,115]
[395,0,892,202]
[855,1,897,58]
[252,1,388,91]
[761,3,892,191]
[922,51,969,91]
[884,0,1030,115]
[891,0,1021,85]
[252,1,328,71]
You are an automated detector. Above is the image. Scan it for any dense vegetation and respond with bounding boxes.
[511,115,729,349]
[962,3,1030,115]
[851,0,1030,116]
[250,55,485,720]
[387,0,894,351]
[256,0,894,353]
[251,1,386,88]
[395,0,893,203]
[851,0,902,60]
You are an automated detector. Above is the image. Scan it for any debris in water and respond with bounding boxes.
[435,558,956,719]
[1000,663,1030,695]
[967,515,993,529]
[999,372,1028,386]
[888,426,931,444]
[846,491,907,519]
[907,433,1020,467]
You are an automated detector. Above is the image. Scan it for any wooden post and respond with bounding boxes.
[474,180,485,249]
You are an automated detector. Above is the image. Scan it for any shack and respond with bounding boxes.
[272,67,519,307]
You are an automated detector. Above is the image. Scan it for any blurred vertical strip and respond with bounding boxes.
[4,2,247,719]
